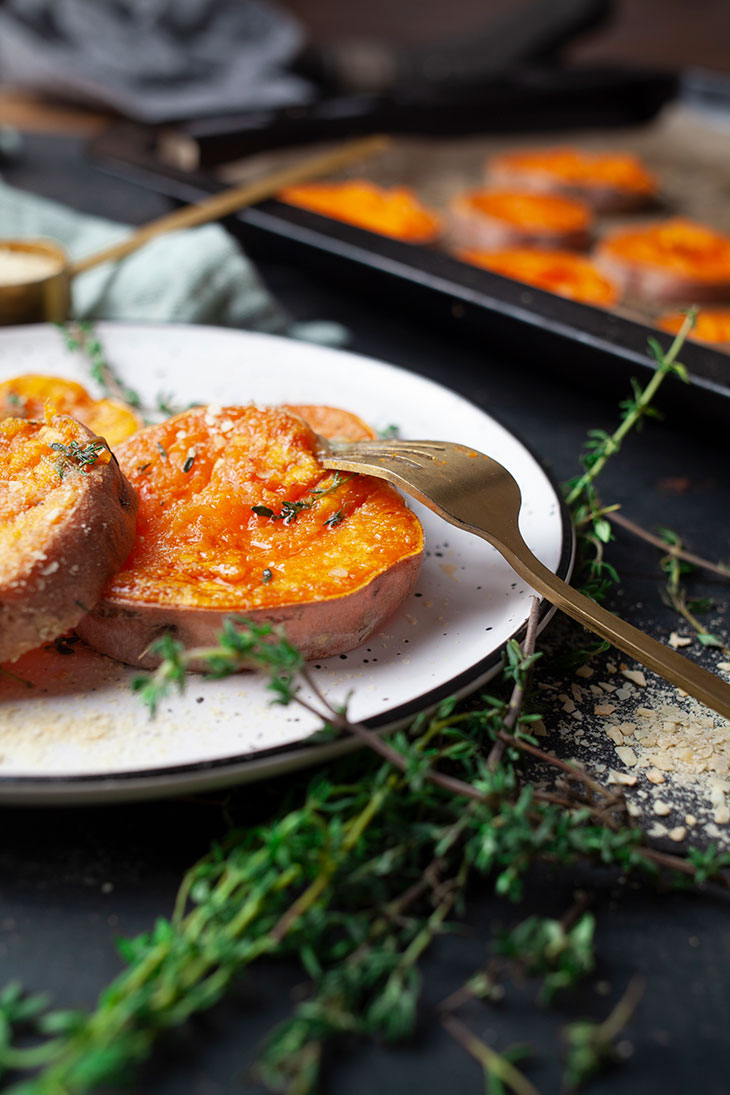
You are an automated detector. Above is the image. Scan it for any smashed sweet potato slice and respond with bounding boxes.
[596,219,730,303]
[0,374,142,448]
[76,404,424,666]
[657,309,730,348]
[278,180,441,243]
[487,147,657,211]
[447,190,592,252]
[457,247,618,307]
[280,404,377,441]
[0,413,138,662]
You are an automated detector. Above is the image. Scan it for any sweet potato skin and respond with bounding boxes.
[456,247,618,307]
[76,405,423,669]
[486,148,658,213]
[77,551,422,667]
[595,219,730,303]
[0,414,138,662]
[447,190,592,253]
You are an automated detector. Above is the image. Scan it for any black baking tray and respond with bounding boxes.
[87,99,730,428]
[153,66,676,168]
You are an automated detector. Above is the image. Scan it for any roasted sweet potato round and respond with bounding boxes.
[76,404,424,668]
[280,404,377,441]
[657,308,730,349]
[486,147,658,213]
[0,373,142,447]
[457,247,618,307]
[446,190,593,253]
[596,219,730,303]
[278,180,442,243]
[0,413,138,662]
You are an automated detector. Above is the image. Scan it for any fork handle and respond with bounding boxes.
[497,533,730,721]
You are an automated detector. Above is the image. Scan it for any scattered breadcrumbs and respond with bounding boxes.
[538,640,730,849]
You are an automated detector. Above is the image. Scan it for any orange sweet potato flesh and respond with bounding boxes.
[280,404,376,441]
[487,147,657,212]
[457,247,618,307]
[278,180,442,243]
[447,190,592,252]
[0,413,138,662]
[76,405,424,668]
[658,309,730,347]
[0,374,142,447]
[596,219,730,303]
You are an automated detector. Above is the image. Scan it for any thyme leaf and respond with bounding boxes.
[58,320,142,409]
[50,438,107,479]
[251,472,354,525]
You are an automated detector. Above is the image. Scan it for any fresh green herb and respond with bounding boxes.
[10,315,724,1095]
[252,472,354,526]
[5,609,722,1095]
[657,527,729,653]
[50,438,107,479]
[496,910,596,1004]
[58,321,142,409]
[323,508,345,527]
[156,393,202,417]
[562,977,644,1091]
[5,390,25,409]
[156,442,169,462]
[377,423,400,439]
[564,310,694,603]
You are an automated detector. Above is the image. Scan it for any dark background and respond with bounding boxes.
[281,0,730,74]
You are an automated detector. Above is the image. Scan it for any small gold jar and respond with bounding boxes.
[0,240,71,325]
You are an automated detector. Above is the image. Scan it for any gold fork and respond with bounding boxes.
[319,437,730,722]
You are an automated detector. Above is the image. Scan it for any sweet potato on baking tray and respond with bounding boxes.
[446,190,593,252]
[278,180,441,243]
[486,147,658,213]
[658,308,730,349]
[0,374,142,447]
[0,413,137,663]
[457,247,618,307]
[76,404,424,668]
[596,219,730,303]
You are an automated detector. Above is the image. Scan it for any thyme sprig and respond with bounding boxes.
[657,527,730,654]
[59,321,142,410]
[58,323,200,421]
[564,311,694,605]
[50,438,107,479]
[7,612,728,1095]
[562,976,645,1091]
[565,311,694,510]
[7,315,726,1095]
[251,472,354,526]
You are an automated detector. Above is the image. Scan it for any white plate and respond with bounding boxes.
[0,323,573,804]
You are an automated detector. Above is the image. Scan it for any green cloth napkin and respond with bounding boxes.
[0,180,289,330]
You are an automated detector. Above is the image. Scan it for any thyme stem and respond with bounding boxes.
[441,1014,541,1095]
[565,310,694,507]
[610,510,730,581]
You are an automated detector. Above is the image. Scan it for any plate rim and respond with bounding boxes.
[0,321,574,804]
